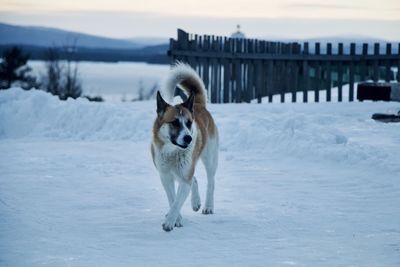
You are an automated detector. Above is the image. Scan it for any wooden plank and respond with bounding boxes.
[211,36,218,103]
[245,39,253,102]
[398,43,400,82]
[235,59,242,103]
[289,44,297,103]
[177,29,189,50]
[256,59,263,103]
[216,36,222,103]
[349,43,356,101]
[373,43,380,82]
[314,42,321,102]
[266,59,274,103]
[302,42,309,103]
[202,36,210,100]
[187,34,198,69]
[385,43,392,82]
[223,37,231,103]
[235,39,243,103]
[326,43,332,102]
[291,61,299,103]
[169,38,176,64]
[211,58,218,103]
[360,43,368,81]
[171,49,400,61]
[337,43,344,102]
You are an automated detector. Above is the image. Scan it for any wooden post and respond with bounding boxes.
[255,41,264,103]
[314,42,320,102]
[169,38,176,64]
[373,43,380,82]
[385,43,392,81]
[398,43,400,82]
[291,43,298,103]
[256,59,263,103]
[337,43,344,102]
[326,43,332,102]
[246,39,254,102]
[302,42,309,103]
[266,58,274,103]
[360,43,368,81]
[349,43,356,101]
[235,39,243,103]
[211,36,218,103]
[223,37,230,103]
[203,36,210,101]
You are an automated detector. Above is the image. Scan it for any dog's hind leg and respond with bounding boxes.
[201,136,218,215]
[160,173,182,228]
[191,176,201,212]
[162,179,191,232]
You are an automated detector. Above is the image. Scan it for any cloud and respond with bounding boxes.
[284,3,367,10]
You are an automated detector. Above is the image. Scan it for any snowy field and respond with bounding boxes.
[1,88,400,266]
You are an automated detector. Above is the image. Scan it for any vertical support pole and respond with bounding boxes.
[349,43,356,101]
[373,43,380,82]
[302,42,309,103]
[326,43,332,102]
[338,43,344,102]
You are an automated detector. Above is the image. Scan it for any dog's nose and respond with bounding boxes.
[183,135,192,144]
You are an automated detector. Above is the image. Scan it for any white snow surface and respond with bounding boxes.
[1,88,399,266]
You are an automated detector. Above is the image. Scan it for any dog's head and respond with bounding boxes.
[155,91,195,149]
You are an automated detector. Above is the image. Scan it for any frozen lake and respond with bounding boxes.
[29,60,170,102]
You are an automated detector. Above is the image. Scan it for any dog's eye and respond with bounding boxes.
[170,119,180,127]
[186,120,192,128]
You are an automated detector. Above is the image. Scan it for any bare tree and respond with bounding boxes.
[42,39,82,100]
[44,48,63,96]
[61,38,82,100]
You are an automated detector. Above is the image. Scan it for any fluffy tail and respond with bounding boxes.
[162,62,207,105]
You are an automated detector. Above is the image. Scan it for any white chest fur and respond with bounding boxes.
[154,143,194,180]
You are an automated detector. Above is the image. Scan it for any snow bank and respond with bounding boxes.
[0,88,153,141]
[1,87,399,171]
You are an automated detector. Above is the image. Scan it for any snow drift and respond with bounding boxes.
[1,87,399,172]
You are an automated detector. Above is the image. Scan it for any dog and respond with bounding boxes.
[151,63,219,232]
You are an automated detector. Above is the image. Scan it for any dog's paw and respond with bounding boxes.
[202,207,214,215]
[163,214,183,231]
[175,214,183,227]
[191,196,201,212]
[162,222,174,232]
[192,203,201,212]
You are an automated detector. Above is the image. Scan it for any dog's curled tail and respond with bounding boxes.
[163,62,207,105]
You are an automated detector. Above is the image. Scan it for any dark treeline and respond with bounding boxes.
[0,44,169,64]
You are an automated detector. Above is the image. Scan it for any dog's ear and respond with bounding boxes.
[182,93,195,113]
[156,91,169,117]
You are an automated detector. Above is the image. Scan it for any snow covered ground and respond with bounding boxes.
[1,88,399,266]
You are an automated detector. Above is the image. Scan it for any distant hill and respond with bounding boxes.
[0,22,167,49]
[0,22,170,64]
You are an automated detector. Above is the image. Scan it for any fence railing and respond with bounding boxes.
[168,29,400,103]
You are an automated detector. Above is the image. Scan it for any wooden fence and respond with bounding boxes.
[168,29,400,103]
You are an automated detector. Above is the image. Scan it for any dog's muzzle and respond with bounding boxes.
[171,135,192,149]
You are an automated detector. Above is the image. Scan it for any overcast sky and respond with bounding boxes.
[0,0,399,40]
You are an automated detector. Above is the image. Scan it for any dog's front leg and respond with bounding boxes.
[160,173,183,227]
[162,180,191,232]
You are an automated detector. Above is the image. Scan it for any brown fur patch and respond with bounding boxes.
[151,102,217,181]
